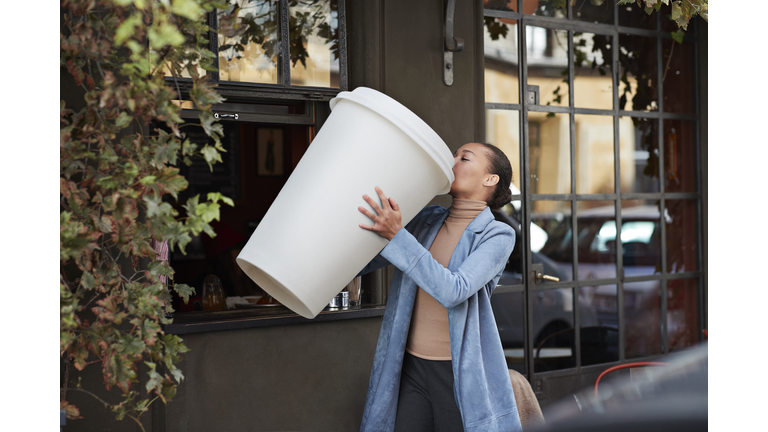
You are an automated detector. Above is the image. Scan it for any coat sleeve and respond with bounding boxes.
[356,206,442,277]
[380,222,515,309]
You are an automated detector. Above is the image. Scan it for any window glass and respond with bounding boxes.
[486,109,521,188]
[573,33,613,110]
[494,200,525,286]
[573,0,614,24]
[289,0,340,88]
[667,278,700,352]
[169,118,313,313]
[533,288,575,372]
[527,26,569,107]
[484,0,518,13]
[491,291,526,374]
[620,117,660,193]
[528,0,567,18]
[624,281,662,358]
[618,3,656,29]
[575,201,616,280]
[661,39,694,113]
[484,18,520,104]
[665,199,698,273]
[574,114,615,194]
[664,120,696,193]
[533,200,573,282]
[579,285,619,366]
[529,113,571,194]
[218,0,281,84]
[622,200,661,276]
[619,34,658,111]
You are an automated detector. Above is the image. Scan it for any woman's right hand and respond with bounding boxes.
[358,186,403,241]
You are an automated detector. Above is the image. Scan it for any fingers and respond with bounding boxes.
[389,196,400,212]
[362,194,382,213]
[375,186,391,210]
[358,206,378,221]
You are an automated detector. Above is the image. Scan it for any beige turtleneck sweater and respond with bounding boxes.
[405,198,487,360]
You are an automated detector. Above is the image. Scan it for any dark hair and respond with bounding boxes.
[479,143,513,210]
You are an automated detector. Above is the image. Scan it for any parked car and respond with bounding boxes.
[489,199,667,370]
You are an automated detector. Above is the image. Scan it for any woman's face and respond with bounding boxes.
[449,143,497,201]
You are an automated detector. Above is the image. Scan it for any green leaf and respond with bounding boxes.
[671,29,685,44]
[115,13,142,46]
[140,175,157,185]
[589,0,604,6]
[207,192,234,207]
[201,145,223,169]
[195,202,221,223]
[80,272,96,290]
[172,0,205,21]
[148,260,174,277]
[173,283,195,303]
[149,22,185,50]
[115,111,133,128]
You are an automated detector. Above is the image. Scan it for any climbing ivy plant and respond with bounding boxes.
[60,0,235,428]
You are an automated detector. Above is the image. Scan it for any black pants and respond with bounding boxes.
[394,353,464,432]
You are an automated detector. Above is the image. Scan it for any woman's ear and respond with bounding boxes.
[484,174,500,188]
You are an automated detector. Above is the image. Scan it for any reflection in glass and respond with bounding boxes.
[483,0,518,12]
[662,40,694,113]
[574,33,613,110]
[624,281,662,358]
[659,4,682,32]
[620,117,659,193]
[529,113,570,194]
[484,18,519,104]
[575,115,614,194]
[621,200,661,276]
[533,288,575,372]
[490,291,526,373]
[573,0,614,24]
[665,200,698,273]
[533,200,573,282]
[575,201,616,280]
[218,1,281,84]
[618,3,656,29]
[289,0,340,87]
[664,120,696,192]
[667,278,700,352]
[529,0,567,18]
[527,26,569,107]
[493,200,524,286]
[619,34,658,111]
[486,110,521,187]
[579,285,619,366]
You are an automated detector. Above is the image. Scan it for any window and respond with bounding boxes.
[167,0,348,96]
[484,1,703,374]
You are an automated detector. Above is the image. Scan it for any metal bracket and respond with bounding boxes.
[526,85,540,106]
[443,0,464,86]
[214,112,239,120]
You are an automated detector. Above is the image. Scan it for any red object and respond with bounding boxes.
[594,362,669,397]
[702,329,708,339]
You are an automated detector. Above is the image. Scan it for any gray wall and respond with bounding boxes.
[348,0,485,153]
[165,318,382,432]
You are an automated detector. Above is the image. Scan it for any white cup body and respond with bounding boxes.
[236,87,454,318]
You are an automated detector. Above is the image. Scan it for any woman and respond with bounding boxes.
[356,142,522,432]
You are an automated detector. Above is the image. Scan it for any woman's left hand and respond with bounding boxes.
[358,186,402,241]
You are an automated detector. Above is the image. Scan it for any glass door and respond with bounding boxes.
[483,0,704,394]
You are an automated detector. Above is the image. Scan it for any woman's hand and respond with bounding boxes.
[358,186,402,241]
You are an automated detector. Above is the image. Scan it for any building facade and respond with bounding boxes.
[63,1,707,431]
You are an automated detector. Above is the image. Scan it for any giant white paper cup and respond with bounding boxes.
[236,87,455,318]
